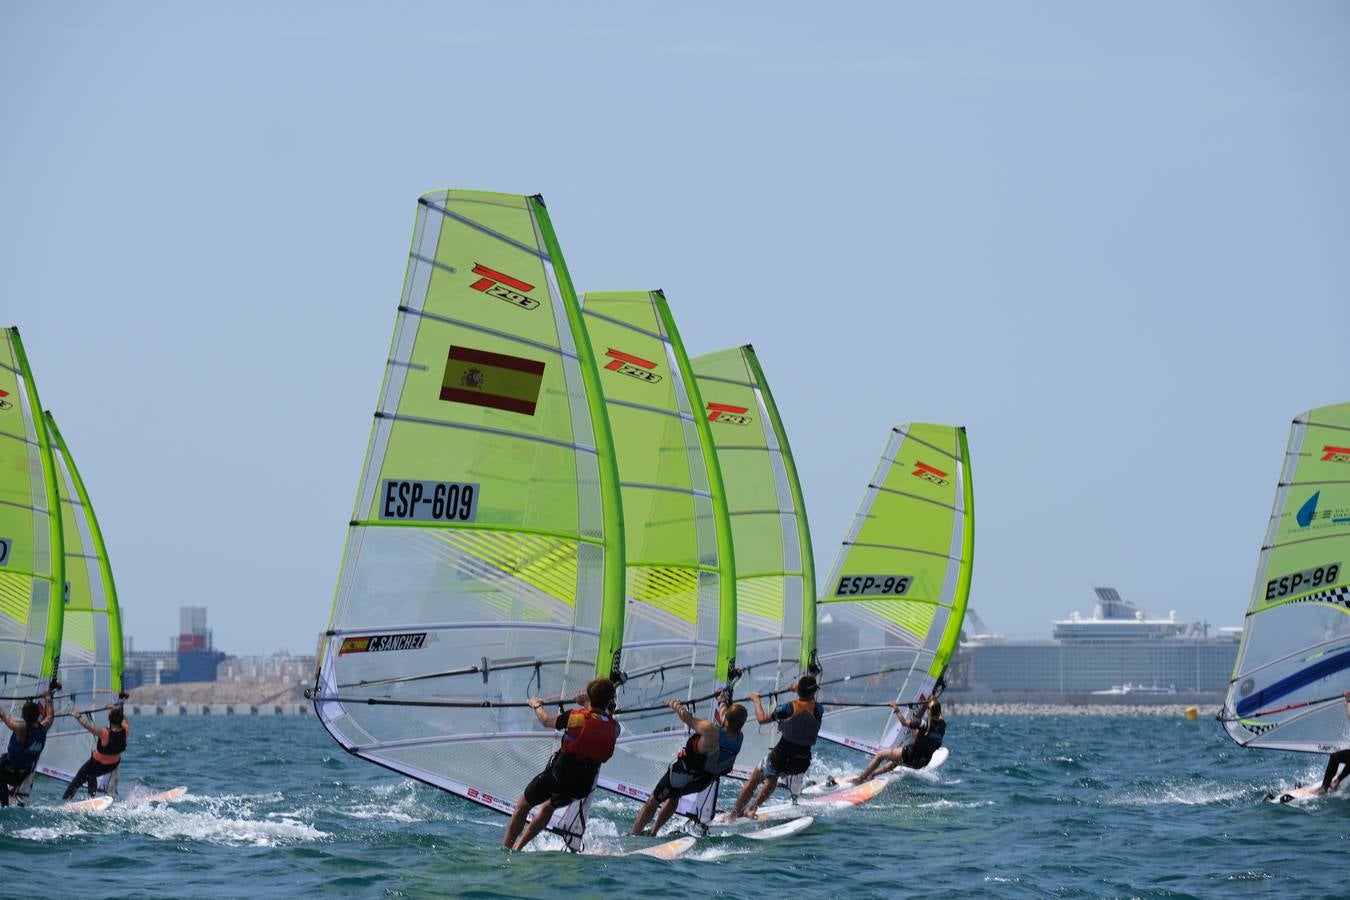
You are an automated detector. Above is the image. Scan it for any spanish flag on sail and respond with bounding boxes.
[440,345,545,416]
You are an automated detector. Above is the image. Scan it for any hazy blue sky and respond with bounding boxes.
[3,3,1347,654]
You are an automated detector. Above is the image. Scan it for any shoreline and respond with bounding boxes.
[947,702,1215,717]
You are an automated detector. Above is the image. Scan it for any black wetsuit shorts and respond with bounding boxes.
[901,741,935,769]
[651,763,713,803]
[523,753,599,807]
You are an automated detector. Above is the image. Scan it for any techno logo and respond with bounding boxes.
[0,388,10,411]
[603,349,662,384]
[706,402,751,425]
[911,461,950,486]
[468,263,540,310]
[1321,445,1350,463]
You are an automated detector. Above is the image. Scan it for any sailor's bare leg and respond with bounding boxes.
[514,800,556,850]
[503,795,533,849]
[730,768,763,819]
[745,774,779,818]
[630,794,661,835]
[650,798,681,835]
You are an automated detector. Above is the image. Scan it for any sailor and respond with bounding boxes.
[630,696,747,836]
[0,682,57,807]
[62,704,130,800]
[851,696,946,783]
[1317,691,1350,795]
[504,677,619,851]
[726,675,823,820]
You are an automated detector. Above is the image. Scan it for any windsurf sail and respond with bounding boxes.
[35,412,125,786]
[0,327,64,712]
[812,425,974,755]
[691,344,815,774]
[311,191,627,848]
[578,291,737,806]
[1222,403,1350,753]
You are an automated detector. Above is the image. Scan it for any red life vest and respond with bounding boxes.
[559,708,617,763]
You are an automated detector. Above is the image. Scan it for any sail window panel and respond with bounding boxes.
[778,511,803,573]
[341,527,587,628]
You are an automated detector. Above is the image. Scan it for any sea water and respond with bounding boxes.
[1,714,1345,897]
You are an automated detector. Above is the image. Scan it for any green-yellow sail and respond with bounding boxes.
[0,328,64,705]
[814,424,974,755]
[36,411,125,783]
[579,290,736,803]
[691,344,815,773]
[313,191,626,840]
[1223,402,1350,753]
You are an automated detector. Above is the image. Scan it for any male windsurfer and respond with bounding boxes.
[0,681,57,807]
[1317,691,1350,795]
[725,675,823,820]
[850,696,945,783]
[630,696,747,836]
[504,677,619,851]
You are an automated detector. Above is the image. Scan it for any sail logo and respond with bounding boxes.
[911,461,950,486]
[0,388,10,411]
[338,632,428,655]
[1321,445,1350,463]
[706,402,752,426]
[1295,491,1350,530]
[0,537,10,565]
[469,263,540,310]
[603,349,662,384]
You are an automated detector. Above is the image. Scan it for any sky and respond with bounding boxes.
[2,2,1348,655]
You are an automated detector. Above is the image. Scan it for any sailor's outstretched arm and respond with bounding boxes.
[526,698,557,727]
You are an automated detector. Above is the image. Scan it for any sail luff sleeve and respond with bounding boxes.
[744,346,817,672]
[931,426,974,677]
[655,296,737,682]
[531,198,627,678]
[9,329,64,678]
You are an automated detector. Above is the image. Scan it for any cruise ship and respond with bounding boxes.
[949,588,1240,697]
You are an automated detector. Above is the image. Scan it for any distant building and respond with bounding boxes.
[175,605,224,683]
[218,653,316,683]
[953,588,1240,695]
[124,650,177,690]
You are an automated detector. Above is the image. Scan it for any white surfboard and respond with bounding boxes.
[124,786,189,806]
[61,795,113,812]
[626,835,697,859]
[742,815,812,841]
[1265,783,1324,804]
[712,776,889,827]
[803,747,949,796]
